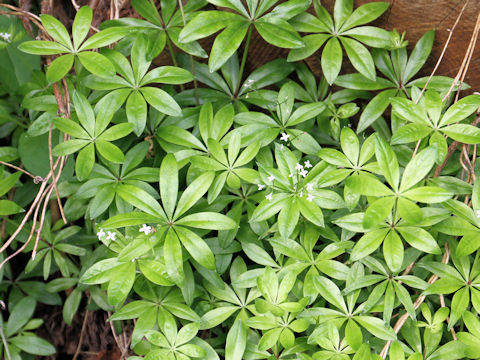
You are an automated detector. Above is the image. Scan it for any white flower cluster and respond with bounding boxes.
[257,161,315,202]
[96,224,152,242]
[96,229,116,241]
[0,32,11,42]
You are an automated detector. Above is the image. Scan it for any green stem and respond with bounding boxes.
[166,36,184,92]
[237,25,253,94]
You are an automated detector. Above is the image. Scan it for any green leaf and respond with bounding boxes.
[250,193,290,222]
[298,196,324,227]
[0,200,24,216]
[225,319,247,360]
[89,185,115,218]
[351,228,389,261]
[397,227,441,254]
[108,262,135,306]
[117,184,165,219]
[314,276,348,313]
[102,212,161,228]
[160,154,178,220]
[354,316,396,340]
[164,229,184,286]
[449,287,469,330]
[333,0,353,29]
[95,140,124,163]
[126,91,147,136]
[439,94,480,126]
[175,226,215,270]
[403,30,435,83]
[363,196,395,229]
[200,307,238,329]
[76,142,95,181]
[77,51,115,78]
[0,172,21,198]
[73,90,95,136]
[40,14,72,49]
[46,54,74,83]
[322,37,343,85]
[357,89,397,133]
[179,11,242,43]
[174,172,214,219]
[287,102,326,126]
[141,86,182,116]
[441,124,480,144]
[287,34,330,62]
[141,66,194,86]
[340,2,389,31]
[391,123,432,145]
[10,335,56,356]
[63,288,82,325]
[346,174,394,196]
[80,258,119,285]
[383,230,403,272]
[176,212,236,230]
[157,125,206,151]
[278,198,299,238]
[6,297,36,337]
[97,123,134,141]
[341,37,376,81]
[400,146,436,192]
[254,18,304,49]
[375,135,399,191]
[402,186,452,203]
[79,27,128,50]
[209,21,249,73]
[18,40,70,55]
[72,6,93,49]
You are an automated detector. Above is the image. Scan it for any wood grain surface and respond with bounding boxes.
[244,0,480,89]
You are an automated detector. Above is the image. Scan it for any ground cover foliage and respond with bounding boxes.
[1,0,480,359]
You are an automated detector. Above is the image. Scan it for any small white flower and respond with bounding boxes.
[268,174,276,182]
[131,258,136,262]
[295,163,304,171]
[299,169,308,178]
[476,210,480,218]
[299,191,303,197]
[288,172,294,178]
[106,231,116,241]
[258,184,266,190]
[139,224,152,235]
[293,185,297,191]
[248,79,254,84]
[245,93,249,98]
[304,160,312,168]
[285,96,289,100]
[0,32,11,42]
[265,193,273,201]
[307,194,314,202]
[280,132,290,142]
[96,229,106,240]
[306,183,314,191]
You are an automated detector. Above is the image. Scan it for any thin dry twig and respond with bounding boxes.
[442,7,480,102]
[72,297,91,360]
